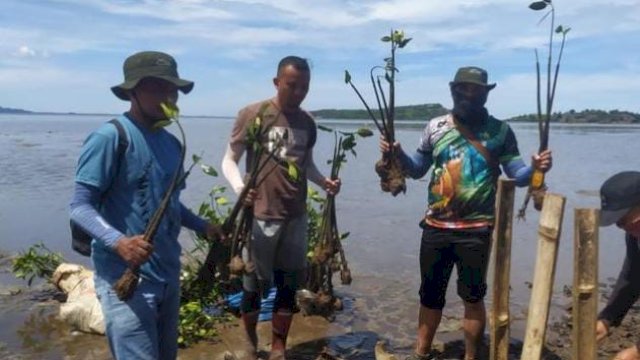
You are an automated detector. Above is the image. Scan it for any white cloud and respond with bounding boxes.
[14,45,37,58]
[0,0,638,115]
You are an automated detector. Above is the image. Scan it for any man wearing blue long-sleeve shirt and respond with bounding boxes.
[381,66,552,360]
[69,51,221,360]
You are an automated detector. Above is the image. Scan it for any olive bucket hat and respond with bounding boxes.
[111,51,194,101]
[449,66,496,90]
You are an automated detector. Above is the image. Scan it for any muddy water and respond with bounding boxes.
[1,114,640,358]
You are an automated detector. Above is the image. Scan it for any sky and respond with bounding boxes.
[1,0,639,118]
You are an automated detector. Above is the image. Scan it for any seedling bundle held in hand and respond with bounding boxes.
[345,29,411,196]
[196,102,298,291]
[518,0,569,220]
[308,126,372,294]
[113,102,188,301]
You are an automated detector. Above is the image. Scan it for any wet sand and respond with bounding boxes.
[3,263,639,360]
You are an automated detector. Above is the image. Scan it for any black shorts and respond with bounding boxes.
[418,224,492,309]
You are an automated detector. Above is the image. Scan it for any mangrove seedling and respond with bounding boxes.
[345,29,411,196]
[518,0,570,220]
[196,102,297,293]
[113,101,188,301]
[307,125,372,297]
[11,242,64,286]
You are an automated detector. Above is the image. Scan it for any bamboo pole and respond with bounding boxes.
[572,208,599,360]
[521,193,566,360]
[490,179,516,360]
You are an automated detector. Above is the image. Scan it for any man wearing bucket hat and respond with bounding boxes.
[380,66,552,360]
[595,171,640,360]
[70,51,222,359]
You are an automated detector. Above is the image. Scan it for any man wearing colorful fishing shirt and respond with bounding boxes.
[221,55,340,360]
[70,51,222,359]
[380,66,552,360]
[595,171,640,360]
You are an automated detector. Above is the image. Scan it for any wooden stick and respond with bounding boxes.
[572,208,599,360]
[521,193,566,360]
[490,179,516,360]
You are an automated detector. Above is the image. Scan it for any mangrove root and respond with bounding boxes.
[375,155,406,196]
[113,267,139,301]
[532,184,548,211]
[340,267,352,285]
[228,255,245,275]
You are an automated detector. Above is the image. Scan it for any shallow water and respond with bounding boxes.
[1,113,639,358]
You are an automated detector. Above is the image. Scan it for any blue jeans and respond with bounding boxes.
[94,276,180,360]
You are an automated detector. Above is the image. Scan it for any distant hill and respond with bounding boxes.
[0,106,31,114]
[312,104,640,124]
[312,103,449,121]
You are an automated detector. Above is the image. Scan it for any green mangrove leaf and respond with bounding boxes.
[563,27,571,35]
[215,197,229,206]
[201,164,218,177]
[555,25,563,33]
[192,154,202,164]
[344,70,351,84]
[399,38,412,48]
[340,232,350,240]
[356,127,374,138]
[392,30,404,43]
[341,135,356,151]
[381,36,391,42]
[529,1,548,10]
[160,102,180,120]
[287,160,299,181]
[318,124,333,132]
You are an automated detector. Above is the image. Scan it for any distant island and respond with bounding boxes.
[312,104,640,124]
[0,106,32,114]
[3,104,639,124]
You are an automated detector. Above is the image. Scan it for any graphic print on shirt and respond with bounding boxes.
[424,115,519,228]
[266,126,309,167]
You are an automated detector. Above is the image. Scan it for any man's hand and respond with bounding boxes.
[242,188,258,207]
[115,235,153,267]
[205,223,226,242]
[532,149,552,172]
[324,178,341,196]
[379,136,401,155]
[596,319,609,342]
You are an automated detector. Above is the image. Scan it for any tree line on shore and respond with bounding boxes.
[312,104,640,124]
[3,104,640,124]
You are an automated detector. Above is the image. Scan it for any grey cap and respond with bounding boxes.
[600,171,640,226]
[111,51,194,101]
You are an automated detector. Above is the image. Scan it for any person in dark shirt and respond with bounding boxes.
[596,171,640,360]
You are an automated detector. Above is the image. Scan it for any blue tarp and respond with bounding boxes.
[205,287,277,322]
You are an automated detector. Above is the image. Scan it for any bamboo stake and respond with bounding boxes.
[520,193,566,360]
[490,179,516,360]
[572,208,599,360]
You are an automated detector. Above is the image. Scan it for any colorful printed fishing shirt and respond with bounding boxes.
[407,113,523,229]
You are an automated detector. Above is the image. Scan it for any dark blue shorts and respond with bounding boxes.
[418,224,492,309]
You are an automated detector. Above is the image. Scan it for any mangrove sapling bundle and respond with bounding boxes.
[305,126,372,310]
[113,102,187,301]
[518,0,570,220]
[196,103,296,292]
[345,29,411,196]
